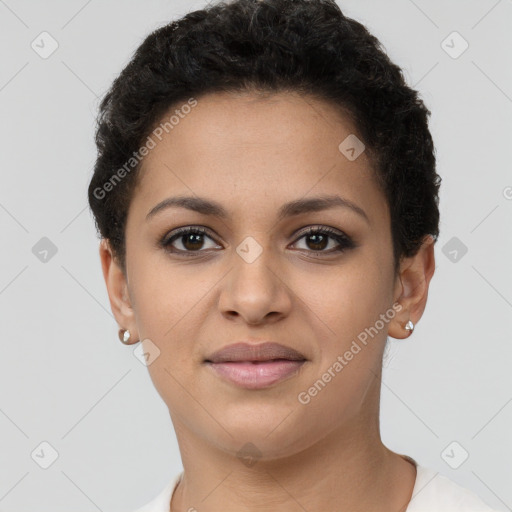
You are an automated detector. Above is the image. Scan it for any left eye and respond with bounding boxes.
[291,227,354,254]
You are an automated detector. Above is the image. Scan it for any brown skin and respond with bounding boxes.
[100,91,435,511]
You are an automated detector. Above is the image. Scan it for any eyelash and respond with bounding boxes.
[159,225,355,257]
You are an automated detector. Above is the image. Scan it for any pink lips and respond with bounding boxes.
[204,342,307,389]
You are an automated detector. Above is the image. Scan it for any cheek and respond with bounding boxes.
[129,254,210,336]
[129,259,216,394]
[303,260,388,339]
[299,265,391,408]
[295,267,388,420]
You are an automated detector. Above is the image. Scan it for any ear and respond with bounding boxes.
[99,239,139,344]
[388,235,436,340]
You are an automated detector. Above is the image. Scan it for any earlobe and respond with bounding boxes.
[99,239,138,339]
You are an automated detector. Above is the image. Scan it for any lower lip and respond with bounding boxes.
[206,359,306,389]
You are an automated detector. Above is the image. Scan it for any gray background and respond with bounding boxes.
[1,0,511,510]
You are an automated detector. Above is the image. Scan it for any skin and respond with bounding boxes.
[100,90,435,512]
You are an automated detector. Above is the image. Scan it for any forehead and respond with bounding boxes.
[131,91,387,226]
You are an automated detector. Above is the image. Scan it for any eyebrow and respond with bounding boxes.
[146,194,369,224]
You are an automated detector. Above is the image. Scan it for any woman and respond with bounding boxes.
[87,0,499,510]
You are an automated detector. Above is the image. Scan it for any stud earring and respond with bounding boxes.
[118,328,131,344]
[404,320,414,334]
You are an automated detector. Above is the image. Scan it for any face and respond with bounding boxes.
[101,91,433,460]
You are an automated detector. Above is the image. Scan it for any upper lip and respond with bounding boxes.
[205,342,307,363]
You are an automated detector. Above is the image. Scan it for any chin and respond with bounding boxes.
[204,410,315,455]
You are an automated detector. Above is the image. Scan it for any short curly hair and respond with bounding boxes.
[88,0,441,276]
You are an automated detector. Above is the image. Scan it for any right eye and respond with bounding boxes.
[160,226,222,255]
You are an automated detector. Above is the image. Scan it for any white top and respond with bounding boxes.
[133,456,499,512]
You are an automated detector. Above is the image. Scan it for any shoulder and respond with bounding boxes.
[407,465,500,512]
[131,472,182,512]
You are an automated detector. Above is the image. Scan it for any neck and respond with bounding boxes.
[169,411,417,512]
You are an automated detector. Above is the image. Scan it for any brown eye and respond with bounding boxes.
[291,227,355,254]
[161,227,221,254]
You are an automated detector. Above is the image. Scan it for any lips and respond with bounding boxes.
[204,341,307,363]
[204,342,307,389]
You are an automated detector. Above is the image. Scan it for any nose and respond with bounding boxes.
[218,243,293,326]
